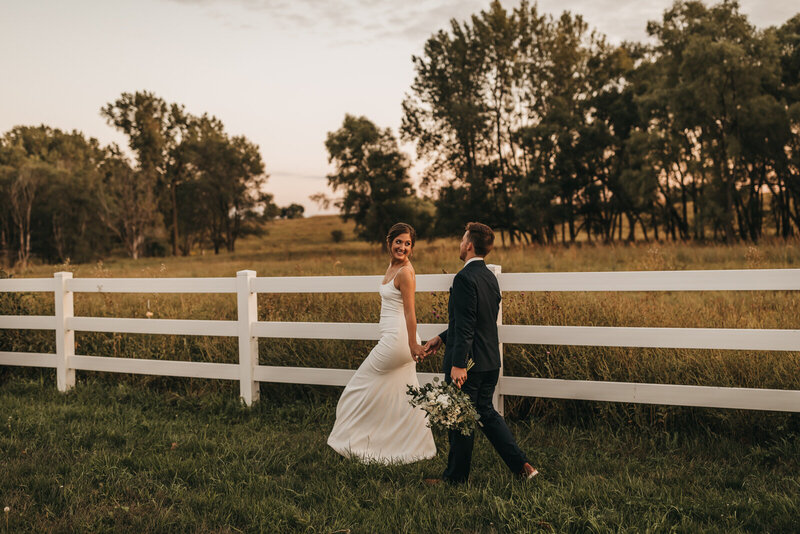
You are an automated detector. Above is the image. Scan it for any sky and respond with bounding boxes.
[1,0,798,215]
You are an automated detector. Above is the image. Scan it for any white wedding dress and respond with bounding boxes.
[327,268,436,464]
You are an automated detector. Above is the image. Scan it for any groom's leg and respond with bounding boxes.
[442,375,478,483]
[474,369,528,474]
[443,428,474,483]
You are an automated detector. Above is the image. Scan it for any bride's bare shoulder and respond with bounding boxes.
[394,263,416,288]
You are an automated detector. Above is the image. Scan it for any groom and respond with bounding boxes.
[423,222,538,484]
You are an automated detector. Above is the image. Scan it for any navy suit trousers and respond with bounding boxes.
[442,369,528,483]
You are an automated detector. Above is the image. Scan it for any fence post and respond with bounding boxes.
[237,270,259,406]
[487,264,504,415]
[54,272,75,392]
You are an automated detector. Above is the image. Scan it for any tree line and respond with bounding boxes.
[324,0,800,246]
[0,92,307,267]
[3,1,799,267]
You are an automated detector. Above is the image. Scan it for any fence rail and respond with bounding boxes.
[1,268,799,413]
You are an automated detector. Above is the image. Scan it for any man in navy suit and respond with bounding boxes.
[423,222,538,484]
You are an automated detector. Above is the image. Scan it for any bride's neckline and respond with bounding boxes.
[381,263,410,286]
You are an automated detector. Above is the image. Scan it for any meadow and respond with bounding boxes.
[1,377,798,532]
[1,216,800,531]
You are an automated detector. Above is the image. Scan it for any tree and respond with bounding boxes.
[9,162,47,268]
[404,1,626,244]
[642,1,786,242]
[178,115,271,254]
[402,0,800,244]
[280,204,305,219]
[0,126,111,266]
[0,140,27,266]
[103,97,273,256]
[402,7,494,237]
[101,91,187,254]
[775,15,800,236]
[98,147,160,259]
[325,115,427,246]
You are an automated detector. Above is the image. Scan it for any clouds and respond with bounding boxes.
[164,0,661,46]
[166,0,490,45]
[167,0,799,49]
[161,0,668,49]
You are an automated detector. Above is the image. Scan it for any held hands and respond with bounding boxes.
[410,342,427,362]
[418,335,469,387]
[412,336,442,363]
[421,336,443,359]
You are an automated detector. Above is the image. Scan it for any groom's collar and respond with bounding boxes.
[464,257,485,267]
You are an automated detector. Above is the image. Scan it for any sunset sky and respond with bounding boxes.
[2,0,797,215]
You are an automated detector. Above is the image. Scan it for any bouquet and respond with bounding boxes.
[407,363,481,436]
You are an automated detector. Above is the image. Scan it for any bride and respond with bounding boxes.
[327,222,436,463]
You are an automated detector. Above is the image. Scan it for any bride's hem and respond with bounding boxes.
[328,443,436,465]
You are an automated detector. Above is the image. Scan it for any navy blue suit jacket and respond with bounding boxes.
[439,260,501,374]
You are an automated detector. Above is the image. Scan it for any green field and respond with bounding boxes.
[2,215,800,531]
[1,378,798,533]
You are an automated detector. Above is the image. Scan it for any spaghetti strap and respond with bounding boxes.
[384,265,407,286]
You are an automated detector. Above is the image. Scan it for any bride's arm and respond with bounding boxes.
[397,268,425,359]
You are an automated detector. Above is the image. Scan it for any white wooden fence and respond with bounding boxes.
[1,267,800,414]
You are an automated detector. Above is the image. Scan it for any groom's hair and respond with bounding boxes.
[465,222,494,256]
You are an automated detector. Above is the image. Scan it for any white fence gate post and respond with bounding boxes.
[54,272,75,392]
[488,264,504,415]
[237,270,259,406]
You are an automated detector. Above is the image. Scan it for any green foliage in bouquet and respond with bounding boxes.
[407,376,481,436]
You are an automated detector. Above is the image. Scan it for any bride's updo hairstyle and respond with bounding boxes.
[386,222,416,253]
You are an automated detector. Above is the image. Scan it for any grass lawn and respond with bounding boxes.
[1,376,798,533]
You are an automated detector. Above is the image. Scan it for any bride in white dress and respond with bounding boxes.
[327,223,436,464]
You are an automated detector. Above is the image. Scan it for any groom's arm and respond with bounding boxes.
[450,273,477,369]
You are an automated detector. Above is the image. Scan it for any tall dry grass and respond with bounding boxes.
[2,216,799,433]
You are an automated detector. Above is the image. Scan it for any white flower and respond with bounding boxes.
[436,394,450,407]
[3,506,8,513]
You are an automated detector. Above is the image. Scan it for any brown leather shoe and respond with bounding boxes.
[519,463,539,480]
[423,478,442,486]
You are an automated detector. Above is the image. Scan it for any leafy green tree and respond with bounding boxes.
[642,1,786,242]
[0,126,111,266]
[402,9,494,238]
[280,203,305,219]
[325,115,427,246]
[101,91,187,254]
[0,139,28,266]
[98,147,160,259]
[404,0,800,244]
[404,2,629,244]
[178,115,272,254]
[36,131,111,262]
[102,102,273,256]
[775,15,800,236]
[9,161,49,268]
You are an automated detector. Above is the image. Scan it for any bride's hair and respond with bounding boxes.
[386,222,416,250]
